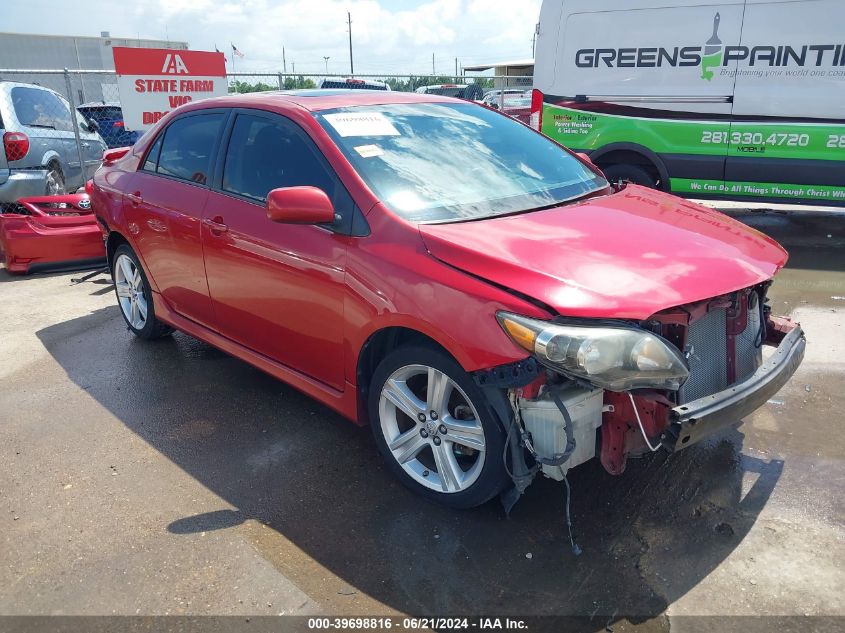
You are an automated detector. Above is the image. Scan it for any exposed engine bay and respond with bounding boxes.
[477,283,805,511]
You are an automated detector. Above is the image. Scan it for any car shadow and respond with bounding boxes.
[35,305,783,624]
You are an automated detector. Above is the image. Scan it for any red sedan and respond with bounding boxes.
[91,90,804,509]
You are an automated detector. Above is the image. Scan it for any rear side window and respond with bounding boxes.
[156,113,225,185]
[142,134,164,171]
[11,86,73,132]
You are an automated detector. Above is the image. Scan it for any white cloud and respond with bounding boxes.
[5,0,538,76]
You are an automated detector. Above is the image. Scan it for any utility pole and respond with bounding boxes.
[347,11,354,75]
[432,53,435,75]
[292,61,295,74]
[283,47,287,74]
[455,57,458,78]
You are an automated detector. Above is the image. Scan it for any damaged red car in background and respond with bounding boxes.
[0,193,105,274]
[90,91,805,511]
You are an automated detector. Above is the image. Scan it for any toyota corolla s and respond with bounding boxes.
[90,90,805,510]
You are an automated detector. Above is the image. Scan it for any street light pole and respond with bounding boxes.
[323,56,330,74]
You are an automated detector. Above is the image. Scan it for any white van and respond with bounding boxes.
[532,0,845,205]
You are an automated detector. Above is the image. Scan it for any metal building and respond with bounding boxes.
[0,31,189,104]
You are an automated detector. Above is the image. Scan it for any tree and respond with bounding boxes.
[228,80,277,94]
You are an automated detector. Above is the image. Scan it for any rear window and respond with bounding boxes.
[320,80,388,91]
[425,87,464,97]
[79,106,123,121]
[11,86,73,131]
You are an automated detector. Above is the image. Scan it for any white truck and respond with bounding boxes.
[531,0,845,205]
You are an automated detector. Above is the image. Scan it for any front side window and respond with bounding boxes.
[316,102,607,223]
[156,113,225,185]
[221,113,339,199]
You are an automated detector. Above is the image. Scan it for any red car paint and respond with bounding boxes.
[0,194,105,274]
[90,91,787,429]
[419,185,787,320]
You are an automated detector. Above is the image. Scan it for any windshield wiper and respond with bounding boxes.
[26,123,56,129]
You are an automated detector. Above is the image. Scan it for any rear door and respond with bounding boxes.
[125,110,227,328]
[726,0,845,202]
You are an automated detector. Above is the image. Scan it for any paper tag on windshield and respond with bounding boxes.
[324,112,399,137]
[353,144,384,158]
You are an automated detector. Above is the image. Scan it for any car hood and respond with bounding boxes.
[418,186,788,320]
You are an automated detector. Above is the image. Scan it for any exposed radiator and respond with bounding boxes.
[679,306,728,403]
[736,294,764,382]
[677,291,764,404]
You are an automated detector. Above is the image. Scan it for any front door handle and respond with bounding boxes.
[203,216,229,235]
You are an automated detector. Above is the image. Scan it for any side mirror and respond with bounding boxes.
[87,119,100,133]
[266,186,335,225]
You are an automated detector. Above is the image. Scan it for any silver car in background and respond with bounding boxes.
[0,81,106,208]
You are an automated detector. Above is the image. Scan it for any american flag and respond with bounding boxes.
[231,44,245,58]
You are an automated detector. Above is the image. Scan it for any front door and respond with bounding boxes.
[202,111,350,390]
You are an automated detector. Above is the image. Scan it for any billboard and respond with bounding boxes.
[113,47,227,131]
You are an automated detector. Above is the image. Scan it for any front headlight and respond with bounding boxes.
[497,312,689,391]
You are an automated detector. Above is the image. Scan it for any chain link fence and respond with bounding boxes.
[0,68,532,211]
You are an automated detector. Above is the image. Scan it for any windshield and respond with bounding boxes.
[316,102,607,223]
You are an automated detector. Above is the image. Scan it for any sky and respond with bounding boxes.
[4,0,541,76]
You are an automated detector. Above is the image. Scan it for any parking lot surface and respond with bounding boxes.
[1,208,843,629]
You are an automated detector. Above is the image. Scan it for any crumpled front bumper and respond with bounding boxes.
[663,324,806,451]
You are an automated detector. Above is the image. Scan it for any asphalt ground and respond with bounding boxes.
[1,205,843,632]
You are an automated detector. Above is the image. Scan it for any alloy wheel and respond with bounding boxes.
[379,364,486,493]
[114,254,148,330]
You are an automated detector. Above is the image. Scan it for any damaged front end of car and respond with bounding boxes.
[476,282,805,515]
[0,194,106,274]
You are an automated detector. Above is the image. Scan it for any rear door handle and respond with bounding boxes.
[127,192,143,205]
[203,216,229,234]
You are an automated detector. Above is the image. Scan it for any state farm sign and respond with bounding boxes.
[113,47,227,131]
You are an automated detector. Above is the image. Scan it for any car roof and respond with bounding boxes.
[188,89,459,113]
[78,102,121,109]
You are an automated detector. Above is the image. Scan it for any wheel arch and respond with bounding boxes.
[589,142,669,189]
[355,325,464,425]
[105,230,130,268]
[40,150,64,172]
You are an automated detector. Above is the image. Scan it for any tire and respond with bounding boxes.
[45,163,66,196]
[112,244,172,340]
[368,345,508,509]
[602,163,657,189]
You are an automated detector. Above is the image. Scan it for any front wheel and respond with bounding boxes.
[368,346,508,508]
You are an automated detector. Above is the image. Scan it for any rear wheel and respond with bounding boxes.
[368,346,507,508]
[112,244,172,340]
[45,163,66,196]
[602,163,657,189]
